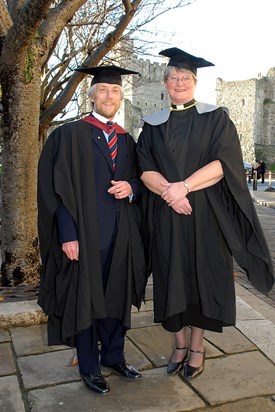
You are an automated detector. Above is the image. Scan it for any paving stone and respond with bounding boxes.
[10,323,67,356]
[131,300,154,313]
[0,375,26,412]
[130,310,156,329]
[18,348,79,389]
[28,368,205,412]
[0,342,16,376]
[124,338,153,370]
[189,351,275,405]
[197,396,275,411]
[145,284,153,301]
[236,318,275,362]
[235,286,275,323]
[147,274,153,285]
[127,325,172,367]
[127,325,223,368]
[0,329,10,343]
[236,296,265,320]
[203,340,223,359]
[204,326,256,354]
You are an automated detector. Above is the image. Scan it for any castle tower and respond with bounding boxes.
[216,69,275,166]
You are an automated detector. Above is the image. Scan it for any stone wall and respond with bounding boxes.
[121,55,170,140]
[216,69,275,166]
[216,77,257,162]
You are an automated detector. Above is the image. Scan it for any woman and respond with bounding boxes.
[136,48,274,380]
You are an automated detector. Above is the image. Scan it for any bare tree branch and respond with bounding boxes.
[2,0,52,65]
[39,0,143,131]
[38,0,87,64]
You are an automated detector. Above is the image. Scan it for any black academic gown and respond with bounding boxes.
[37,120,146,346]
[136,105,274,326]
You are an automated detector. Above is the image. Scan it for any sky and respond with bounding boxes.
[146,0,275,103]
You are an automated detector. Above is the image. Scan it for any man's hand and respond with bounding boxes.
[107,180,132,199]
[62,240,79,260]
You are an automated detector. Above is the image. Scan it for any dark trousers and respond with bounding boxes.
[76,237,125,374]
[76,318,125,374]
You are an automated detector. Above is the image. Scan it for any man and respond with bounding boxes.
[259,160,266,183]
[37,65,146,395]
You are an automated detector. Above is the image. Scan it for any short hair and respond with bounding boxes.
[163,66,197,84]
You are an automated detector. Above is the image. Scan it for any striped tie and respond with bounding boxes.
[107,121,118,171]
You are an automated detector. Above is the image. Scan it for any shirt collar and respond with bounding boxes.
[171,99,195,110]
[92,110,114,124]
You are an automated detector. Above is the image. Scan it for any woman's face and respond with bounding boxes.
[164,68,196,105]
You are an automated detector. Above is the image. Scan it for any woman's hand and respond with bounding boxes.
[161,181,188,205]
[170,198,192,215]
[107,180,132,199]
[161,182,192,214]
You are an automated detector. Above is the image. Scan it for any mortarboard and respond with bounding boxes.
[159,47,214,75]
[75,65,139,86]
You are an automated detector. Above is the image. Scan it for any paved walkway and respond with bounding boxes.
[234,186,275,308]
[0,188,275,412]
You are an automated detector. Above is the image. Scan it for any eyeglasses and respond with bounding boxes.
[166,75,194,84]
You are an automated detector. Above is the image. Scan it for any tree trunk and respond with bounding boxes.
[0,60,41,286]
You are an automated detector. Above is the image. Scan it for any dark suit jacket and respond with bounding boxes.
[55,126,140,248]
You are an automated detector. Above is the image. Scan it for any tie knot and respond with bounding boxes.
[107,121,114,126]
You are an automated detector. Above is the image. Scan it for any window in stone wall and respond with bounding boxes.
[239,133,242,142]
[242,99,245,106]
[145,102,148,106]
[137,101,140,105]
[130,111,133,116]
[161,93,164,100]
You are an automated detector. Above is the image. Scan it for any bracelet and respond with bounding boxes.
[183,181,190,194]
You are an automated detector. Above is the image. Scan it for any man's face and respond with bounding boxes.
[165,68,196,105]
[91,83,122,119]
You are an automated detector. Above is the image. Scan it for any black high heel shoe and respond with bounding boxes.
[182,348,205,379]
[167,346,188,375]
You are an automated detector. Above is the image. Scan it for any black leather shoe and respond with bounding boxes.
[167,346,188,375]
[182,348,205,380]
[104,362,141,380]
[81,372,110,394]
